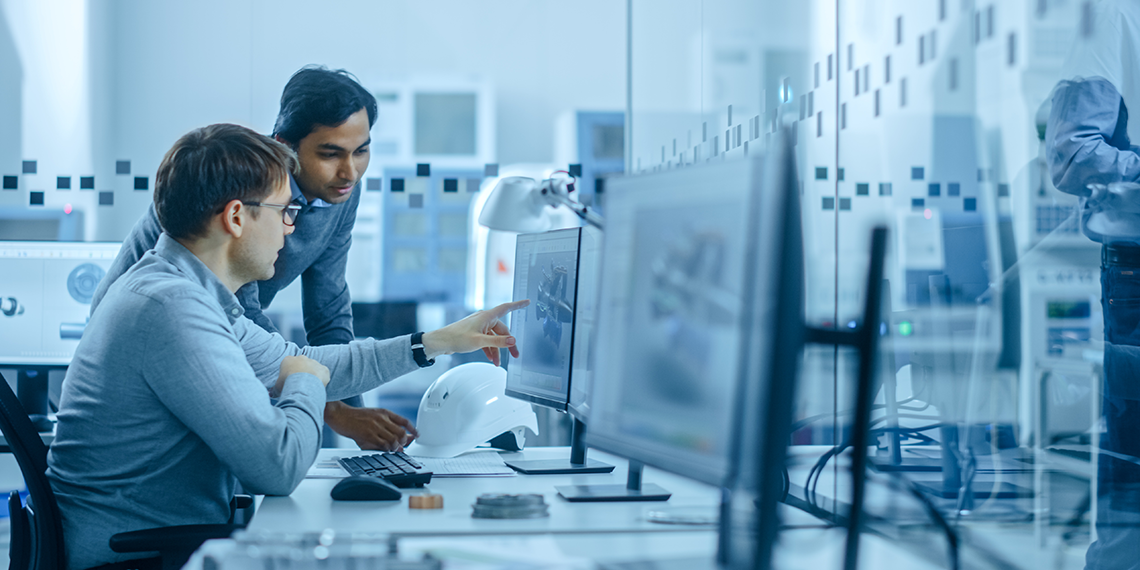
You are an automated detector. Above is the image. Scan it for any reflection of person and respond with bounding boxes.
[1046,1,1140,566]
[47,124,525,570]
[91,66,415,451]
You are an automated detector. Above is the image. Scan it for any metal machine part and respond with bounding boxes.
[66,263,105,305]
[470,493,550,519]
[0,297,23,317]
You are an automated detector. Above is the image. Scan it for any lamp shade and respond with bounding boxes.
[477,176,555,232]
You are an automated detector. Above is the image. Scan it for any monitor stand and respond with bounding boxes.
[555,460,671,502]
[869,314,941,473]
[504,417,615,475]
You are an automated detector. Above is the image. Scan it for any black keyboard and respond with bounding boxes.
[337,451,433,488]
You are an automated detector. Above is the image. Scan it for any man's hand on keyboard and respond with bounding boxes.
[324,401,418,452]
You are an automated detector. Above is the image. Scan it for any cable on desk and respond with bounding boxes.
[803,416,946,511]
[797,455,960,570]
[876,470,960,570]
[781,465,790,502]
[790,397,931,435]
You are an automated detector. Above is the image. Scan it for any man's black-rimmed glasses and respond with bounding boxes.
[243,202,301,226]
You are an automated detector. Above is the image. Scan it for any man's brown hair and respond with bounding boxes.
[154,124,298,239]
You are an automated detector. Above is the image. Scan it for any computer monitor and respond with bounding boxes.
[880,212,1021,475]
[502,226,614,475]
[579,140,803,569]
[0,241,121,367]
[504,228,579,410]
[0,240,121,431]
[583,157,759,488]
[900,212,1025,501]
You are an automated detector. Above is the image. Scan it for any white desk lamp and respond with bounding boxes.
[478,176,604,231]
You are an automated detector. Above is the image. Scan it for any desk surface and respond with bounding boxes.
[186,447,947,568]
[252,447,728,536]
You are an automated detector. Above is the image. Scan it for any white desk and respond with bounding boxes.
[186,447,945,568]
[251,447,725,537]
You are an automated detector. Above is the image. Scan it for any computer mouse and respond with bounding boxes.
[330,476,403,501]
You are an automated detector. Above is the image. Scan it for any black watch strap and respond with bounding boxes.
[411,332,435,368]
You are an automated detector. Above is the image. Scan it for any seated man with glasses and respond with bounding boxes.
[91,66,418,453]
[46,123,526,570]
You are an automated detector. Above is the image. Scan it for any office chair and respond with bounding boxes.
[0,371,245,570]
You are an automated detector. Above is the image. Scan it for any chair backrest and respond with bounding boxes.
[0,371,64,570]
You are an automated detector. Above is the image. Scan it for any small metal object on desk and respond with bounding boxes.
[471,493,549,519]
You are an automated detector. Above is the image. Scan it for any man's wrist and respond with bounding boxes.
[421,330,447,361]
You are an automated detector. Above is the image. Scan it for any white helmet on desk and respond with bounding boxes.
[404,362,539,458]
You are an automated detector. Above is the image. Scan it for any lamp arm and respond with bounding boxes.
[540,180,605,230]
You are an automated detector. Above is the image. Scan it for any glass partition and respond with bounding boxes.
[631,0,1113,566]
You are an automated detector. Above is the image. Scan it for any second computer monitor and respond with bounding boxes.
[585,157,760,488]
[503,227,613,476]
[505,227,583,411]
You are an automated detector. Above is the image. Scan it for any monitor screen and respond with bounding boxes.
[505,228,583,410]
[0,241,121,367]
[586,158,759,487]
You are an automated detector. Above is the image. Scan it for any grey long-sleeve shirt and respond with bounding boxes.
[47,234,417,570]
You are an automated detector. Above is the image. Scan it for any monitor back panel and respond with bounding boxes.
[567,225,603,422]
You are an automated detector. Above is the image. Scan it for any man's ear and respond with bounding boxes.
[218,199,246,239]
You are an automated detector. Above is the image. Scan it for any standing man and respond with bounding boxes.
[49,124,525,569]
[92,66,411,450]
[1046,1,1140,566]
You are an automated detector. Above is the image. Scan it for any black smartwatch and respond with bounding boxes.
[411,332,435,368]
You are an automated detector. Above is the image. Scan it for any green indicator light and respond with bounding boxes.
[898,321,913,336]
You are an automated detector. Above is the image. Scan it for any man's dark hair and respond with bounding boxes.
[272,66,378,146]
[154,124,298,240]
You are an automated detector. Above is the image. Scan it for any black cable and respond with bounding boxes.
[804,418,947,510]
[798,449,960,570]
[791,394,930,434]
[954,445,977,518]
[807,443,841,510]
[878,470,960,570]
[781,465,790,502]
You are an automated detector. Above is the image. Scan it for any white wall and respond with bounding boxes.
[0,0,626,241]
[0,0,105,238]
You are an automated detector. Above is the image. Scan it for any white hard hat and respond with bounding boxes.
[404,362,539,458]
